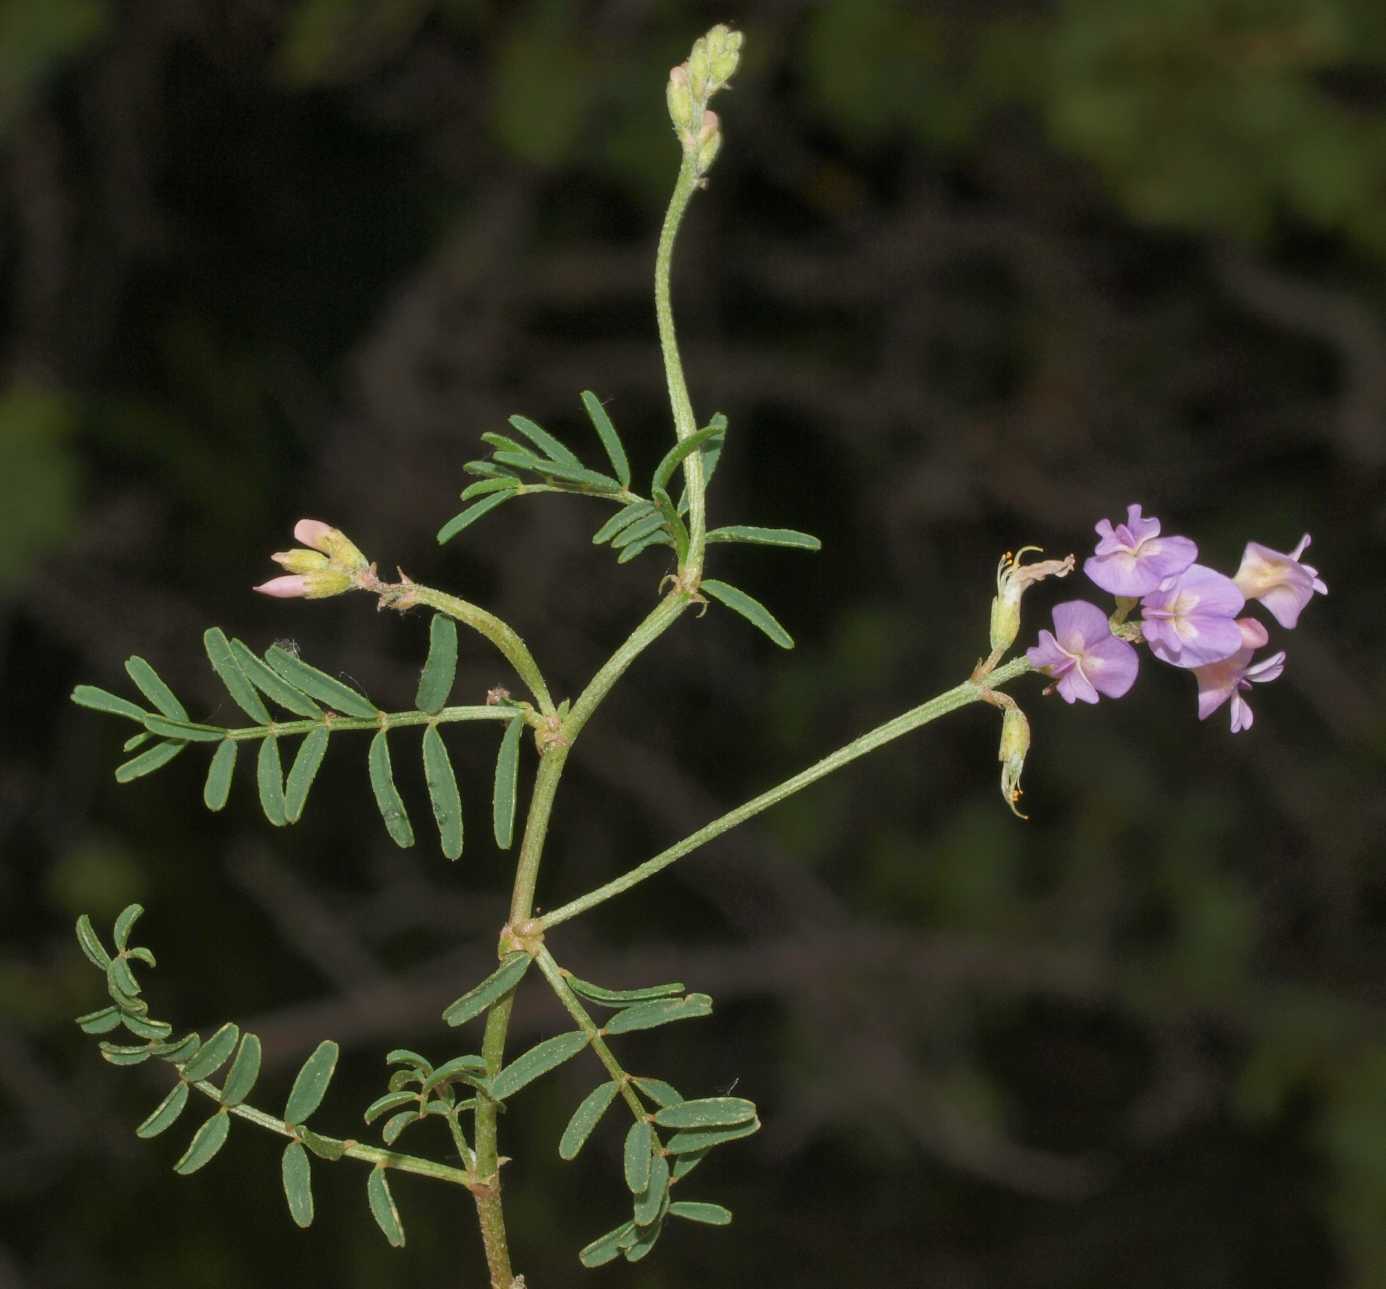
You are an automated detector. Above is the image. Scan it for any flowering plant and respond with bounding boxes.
[62,27,1324,1286]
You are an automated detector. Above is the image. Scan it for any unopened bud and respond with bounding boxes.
[294,518,369,572]
[258,518,372,601]
[271,548,330,574]
[998,704,1030,819]
[704,24,742,90]
[687,35,711,101]
[694,111,722,175]
[666,64,696,131]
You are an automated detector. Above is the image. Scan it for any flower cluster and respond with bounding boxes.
[253,519,372,600]
[1027,504,1326,731]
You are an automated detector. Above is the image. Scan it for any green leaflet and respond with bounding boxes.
[121,1012,173,1041]
[422,725,463,861]
[299,1127,348,1161]
[364,1090,418,1125]
[421,1054,488,1095]
[229,639,322,718]
[705,525,822,551]
[489,1030,589,1100]
[115,740,185,783]
[107,955,141,998]
[123,732,152,752]
[700,579,794,649]
[625,1194,668,1262]
[442,952,532,1027]
[651,424,725,495]
[580,390,631,488]
[651,487,689,563]
[603,993,713,1035]
[437,489,516,544]
[219,1034,262,1108]
[669,1201,732,1226]
[124,656,188,721]
[386,1048,433,1075]
[180,1022,240,1083]
[284,1040,340,1126]
[71,684,147,722]
[284,726,329,823]
[675,414,727,514]
[507,413,581,467]
[204,739,237,811]
[492,716,523,850]
[565,976,686,1007]
[263,645,376,718]
[610,508,667,550]
[136,1081,190,1139]
[99,1042,153,1066]
[281,1141,314,1229]
[368,731,414,848]
[173,1111,231,1175]
[652,1097,756,1130]
[113,903,143,951]
[382,1111,421,1145]
[624,1120,654,1194]
[257,736,287,827]
[367,1167,405,1247]
[143,715,223,742]
[633,1149,670,1228]
[559,1080,620,1161]
[631,1077,684,1108]
[415,615,459,714]
[76,1006,121,1035]
[204,627,272,724]
[579,1221,637,1268]
[664,1117,761,1155]
[75,914,111,969]
[593,499,654,545]
[616,531,673,564]
[460,476,521,501]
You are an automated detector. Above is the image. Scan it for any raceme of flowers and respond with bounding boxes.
[1027,504,1326,731]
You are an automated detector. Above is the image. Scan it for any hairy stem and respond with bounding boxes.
[539,657,1035,930]
[655,157,706,580]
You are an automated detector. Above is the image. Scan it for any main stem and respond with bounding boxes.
[655,157,706,580]
[539,656,1034,930]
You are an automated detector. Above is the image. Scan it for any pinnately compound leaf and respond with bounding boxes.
[136,1081,190,1139]
[264,645,377,719]
[367,1167,405,1247]
[229,639,322,718]
[566,976,685,1007]
[115,740,185,783]
[507,413,582,467]
[203,628,272,725]
[559,1080,620,1161]
[437,490,515,544]
[492,716,522,850]
[282,1141,314,1228]
[604,994,713,1035]
[113,903,143,951]
[284,727,329,823]
[75,914,111,968]
[415,615,458,714]
[368,731,415,848]
[652,1097,756,1130]
[704,525,822,551]
[579,1221,637,1268]
[489,1030,589,1101]
[219,1033,262,1108]
[580,390,630,488]
[700,579,794,649]
[624,1120,654,1194]
[257,736,287,827]
[284,1040,340,1126]
[442,952,532,1027]
[173,1111,231,1175]
[669,1201,733,1226]
[124,656,189,721]
[179,1022,240,1083]
[422,725,463,861]
[71,684,147,722]
[203,739,237,811]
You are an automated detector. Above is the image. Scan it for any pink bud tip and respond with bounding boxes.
[293,519,335,551]
[253,575,309,599]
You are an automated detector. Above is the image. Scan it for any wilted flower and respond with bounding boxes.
[1193,618,1286,732]
[1233,534,1327,629]
[989,547,1075,655]
[998,703,1031,818]
[1139,563,1245,669]
[1027,600,1139,704]
[1084,503,1197,597]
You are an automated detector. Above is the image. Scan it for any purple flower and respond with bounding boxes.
[1026,600,1139,704]
[1084,503,1198,597]
[1140,563,1245,668]
[1233,533,1327,629]
[1193,618,1286,732]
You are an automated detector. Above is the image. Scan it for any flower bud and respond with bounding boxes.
[704,24,742,90]
[257,518,372,601]
[687,35,711,101]
[293,518,369,571]
[998,704,1030,819]
[666,64,696,132]
[694,111,722,175]
[270,548,330,574]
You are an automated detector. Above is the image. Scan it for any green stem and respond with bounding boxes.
[654,157,706,580]
[191,1080,473,1186]
[406,584,556,717]
[539,657,1035,930]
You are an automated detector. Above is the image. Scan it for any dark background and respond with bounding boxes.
[2,2,1384,1286]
